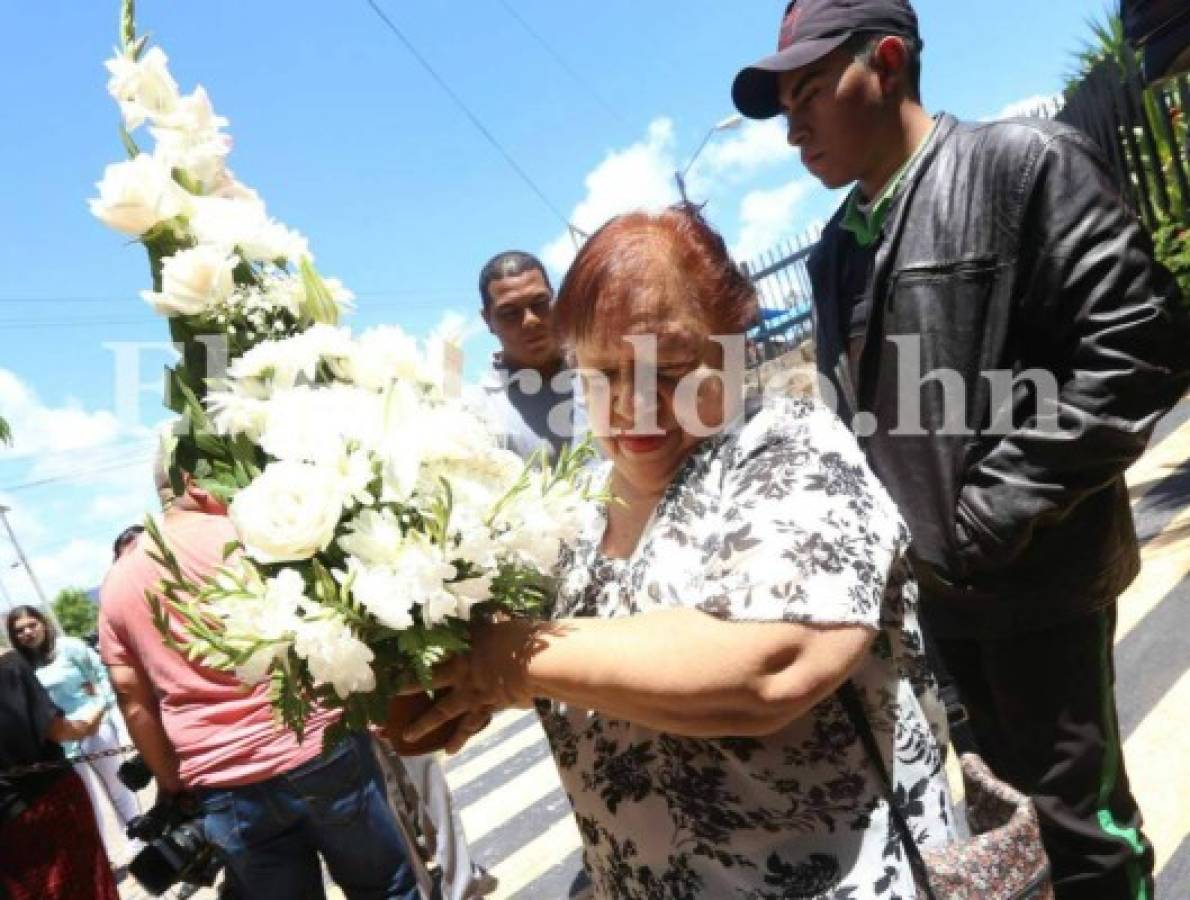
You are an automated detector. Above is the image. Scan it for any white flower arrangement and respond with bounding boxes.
[91,3,593,744]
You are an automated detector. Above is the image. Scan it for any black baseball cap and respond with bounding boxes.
[732,0,921,120]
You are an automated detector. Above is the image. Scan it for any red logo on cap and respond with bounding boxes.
[778,7,801,50]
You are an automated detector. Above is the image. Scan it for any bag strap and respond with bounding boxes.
[838,682,938,900]
[919,625,979,756]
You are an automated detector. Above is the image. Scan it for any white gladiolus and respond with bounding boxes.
[334,325,423,390]
[206,382,271,440]
[258,385,382,465]
[212,567,306,684]
[89,154,190,237]
[393,534,459,626]
[141,244,238,318]
[189,195,310,264]
[227,325,354,392]
[338,507,408,567]
[342,558,417,631]
[230,460,347,563]
[105,47,180,129]
[448,571,494,619]
[378,381,424,503]
[151,86,232,189]
[292,614,376,699]
[494,475,588,572]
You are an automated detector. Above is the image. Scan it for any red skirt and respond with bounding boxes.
[0,771,119,900]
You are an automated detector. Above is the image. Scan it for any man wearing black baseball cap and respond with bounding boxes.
[732,3,1190,898]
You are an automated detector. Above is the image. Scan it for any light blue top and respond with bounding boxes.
[34,636,113,753]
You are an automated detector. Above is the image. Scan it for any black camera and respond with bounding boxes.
[118,755,225,897]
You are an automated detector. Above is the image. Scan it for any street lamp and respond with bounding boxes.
[675,114,745,206]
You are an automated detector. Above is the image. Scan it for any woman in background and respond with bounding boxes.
[7,604,142,864]
[0,646,116,899]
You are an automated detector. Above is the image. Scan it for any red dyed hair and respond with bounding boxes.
[554,206,758,344]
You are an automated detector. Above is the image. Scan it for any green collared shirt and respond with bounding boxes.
[841,119,938,248]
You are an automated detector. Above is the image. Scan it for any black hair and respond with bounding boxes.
[478,251,553,311]
[845,31,923,102]
[113,524,145,561]
[6,605,56,667]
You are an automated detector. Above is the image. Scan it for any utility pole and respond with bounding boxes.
[0,504,50,609]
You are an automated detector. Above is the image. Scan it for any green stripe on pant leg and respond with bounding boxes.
[1096,611,1150,900]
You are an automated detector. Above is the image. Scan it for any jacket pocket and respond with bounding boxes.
[880,255,1005,573]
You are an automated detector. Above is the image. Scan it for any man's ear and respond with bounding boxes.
[481,305,493,332]
[871,36,910,96]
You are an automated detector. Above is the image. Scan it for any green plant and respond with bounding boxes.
[52,588,99,639]
[0,416,10,446]
[1152,219,1190,309]
[1067,6,1132,88]
[1067,9,1188,223]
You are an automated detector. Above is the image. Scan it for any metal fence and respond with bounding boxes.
[1057,58,1190,229]
[741,228,819,366]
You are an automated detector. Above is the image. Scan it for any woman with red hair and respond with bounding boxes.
[405,207,955,898]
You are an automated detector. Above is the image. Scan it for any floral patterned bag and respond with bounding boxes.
[840,683,1054,900]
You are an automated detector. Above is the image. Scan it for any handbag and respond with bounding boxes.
[838,682,1054,900]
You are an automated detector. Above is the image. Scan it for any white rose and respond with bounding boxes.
[341,558,416,632]
[150,87,232,189]
[189,195,310,264]
[89,154,190,236]
[292,614,376,699]
[141,244,238,317]
[230,460,347,563]
[105,47,180,129]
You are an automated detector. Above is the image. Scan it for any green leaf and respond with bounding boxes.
[298,258,340,325]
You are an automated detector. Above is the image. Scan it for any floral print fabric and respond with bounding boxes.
[539,398,956,899]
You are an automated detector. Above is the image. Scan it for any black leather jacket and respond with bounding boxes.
[808,114,1190,637]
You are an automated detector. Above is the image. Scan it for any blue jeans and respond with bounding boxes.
[197,732,419,900]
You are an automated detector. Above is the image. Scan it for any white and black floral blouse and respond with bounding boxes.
[538,398,956,899]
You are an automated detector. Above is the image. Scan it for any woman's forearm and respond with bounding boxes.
[503,608,871,737]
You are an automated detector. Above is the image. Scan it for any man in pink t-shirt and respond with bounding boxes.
[99,483,418,899]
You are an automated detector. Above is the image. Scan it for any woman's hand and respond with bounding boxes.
[399,618,541,754]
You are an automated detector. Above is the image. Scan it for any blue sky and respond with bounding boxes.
[0,0,1100,611]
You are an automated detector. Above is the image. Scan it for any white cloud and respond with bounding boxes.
[541,118,681,274]
[732,177,818,262]
[989,93,1063,121]
[691,119,792,189]
[0,368,123,460]
[22,538,112,605]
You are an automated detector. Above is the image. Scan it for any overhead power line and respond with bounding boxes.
[0,455,153,494]
[493,0,624,126]
[363,0,576,231]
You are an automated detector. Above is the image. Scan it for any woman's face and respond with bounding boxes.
[11,615,45,650]
[576,291,729,497]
